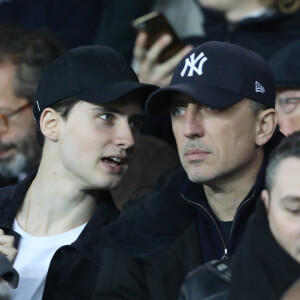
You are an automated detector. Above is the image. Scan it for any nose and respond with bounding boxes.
[115,121,135,149]
[182,106,205,138]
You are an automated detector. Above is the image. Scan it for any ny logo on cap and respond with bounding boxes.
[181,52,208,77]
[255,81,265,93]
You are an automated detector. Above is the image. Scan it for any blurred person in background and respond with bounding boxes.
[0,23,67,187]
[269,40,300,136]
[135,0,300,88]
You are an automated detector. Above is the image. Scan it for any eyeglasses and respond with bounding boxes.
[276,97,300,114]
[0,102,33,133]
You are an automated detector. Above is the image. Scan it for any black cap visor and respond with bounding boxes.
[146,83,245,114]
[34,81,158,120]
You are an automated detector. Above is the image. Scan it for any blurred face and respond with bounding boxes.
[276,89,300,136]
[171,95,261,185]
[57,97,143,190]
[263,157,300,263]
[0,63,41,178]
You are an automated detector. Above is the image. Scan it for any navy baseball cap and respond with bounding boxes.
[146,41,275,114]
[33,45,158,120]
[269,41,300,88]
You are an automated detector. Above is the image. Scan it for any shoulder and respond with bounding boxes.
[179,258,233,300]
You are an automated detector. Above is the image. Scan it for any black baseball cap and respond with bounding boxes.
[33,45,158,120]
[146,41,275,114]
[269,41,300,88]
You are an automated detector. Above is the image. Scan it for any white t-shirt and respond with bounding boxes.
[11,220,86,300]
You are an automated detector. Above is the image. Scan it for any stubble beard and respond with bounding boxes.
[0,131,42,178]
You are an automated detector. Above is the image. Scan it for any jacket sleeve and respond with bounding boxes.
[93,244,149,300]
[0,254,19,289]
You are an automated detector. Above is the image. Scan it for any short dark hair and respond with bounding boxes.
[265,131,300,190]
[249,100,268,115]
[0,23,67,102]
[35,97,81,146]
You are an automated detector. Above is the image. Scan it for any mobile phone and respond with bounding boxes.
[132,11,184,63]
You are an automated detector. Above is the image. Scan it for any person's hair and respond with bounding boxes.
[261,0,300,13]
[0,23,67,102]
[265,131,300,190]
[35,97,81,146]
[249,100,268,115]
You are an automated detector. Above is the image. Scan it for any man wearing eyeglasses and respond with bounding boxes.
[0,24,66,187]
[269,41,300,136]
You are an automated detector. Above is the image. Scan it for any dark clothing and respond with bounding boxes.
[112,134,179,208]
[0,176,17,189]
[179,200,300,300]
[187,6,300,60]
[95,131,284,299]
[178,258,232,300]
[228,200,300,300]
[93,0,153,62]
[0,0,103,48]
[0,171,119,300]
[0,254,18,289]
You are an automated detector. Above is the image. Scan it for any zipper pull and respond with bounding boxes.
[221,248,228,260]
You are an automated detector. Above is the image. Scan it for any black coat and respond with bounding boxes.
[179,199,300,300]
[228,200,300,300]
[0,171,119,300]
[0,254,18,288]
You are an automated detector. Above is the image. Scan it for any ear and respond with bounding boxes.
[261,189,270,213]
[40,108,60,141]
[255,108,277,146]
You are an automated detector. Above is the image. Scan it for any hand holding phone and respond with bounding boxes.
[132,11,184,63]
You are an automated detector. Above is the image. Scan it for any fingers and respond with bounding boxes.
[0,232,15,248]
[0,245,17,263]
[161,45,194,71]
[134,31,194,87]
[145,35,172,65]
[134,32,148,62]
[0,230,17,263]
[134,33,173,66]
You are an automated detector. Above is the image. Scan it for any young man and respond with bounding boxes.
[0,45,157,300]
[0,24,67,188]
[179,131,300,300]
[95,41,282,299]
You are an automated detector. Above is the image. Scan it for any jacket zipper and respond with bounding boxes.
[181,193,228,260]
[182,189,256,260]
[229,189,256,239]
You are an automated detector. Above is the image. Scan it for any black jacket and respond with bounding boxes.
[0,254,18,289]
[95,131,283,299]
[187,6,300,60]
[178,199,300,300]
[0,171,119,300]
[228,200,300,300]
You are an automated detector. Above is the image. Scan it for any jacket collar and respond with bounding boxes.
[229,200,300,299]
[0,171,119,265]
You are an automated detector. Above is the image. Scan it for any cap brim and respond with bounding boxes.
[33,81,158,121]
[146,83,245,114]
[74,80,158,106]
